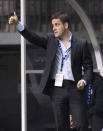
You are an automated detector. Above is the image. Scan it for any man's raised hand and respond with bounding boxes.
[9,12,19,25]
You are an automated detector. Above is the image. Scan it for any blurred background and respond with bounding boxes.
[0,0,103,131]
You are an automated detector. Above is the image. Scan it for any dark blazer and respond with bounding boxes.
[20,28,93,95]
[90,72,103,114]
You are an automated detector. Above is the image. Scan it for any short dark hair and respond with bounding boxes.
[51,11,70,25]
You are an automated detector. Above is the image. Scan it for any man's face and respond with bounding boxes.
[52,18,68,38]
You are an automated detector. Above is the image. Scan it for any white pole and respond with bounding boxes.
[20,0,27,131]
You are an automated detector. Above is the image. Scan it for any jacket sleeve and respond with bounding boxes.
[82,40,93,84]
[19,27,49,50]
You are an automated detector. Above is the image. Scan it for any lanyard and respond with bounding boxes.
[58,39,71,72]
[87,83,92,105]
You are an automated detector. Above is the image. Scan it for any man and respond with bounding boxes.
[89,72,103,131]
[9,11,93,131]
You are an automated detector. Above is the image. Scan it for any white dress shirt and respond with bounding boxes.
[51,33,75,81]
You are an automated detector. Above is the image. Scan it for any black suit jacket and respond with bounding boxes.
[90,73,103,114]
[20,28,93,95]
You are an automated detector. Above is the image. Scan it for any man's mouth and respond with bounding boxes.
[54,32,58,34]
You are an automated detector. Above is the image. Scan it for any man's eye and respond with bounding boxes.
[55,23,59,26]
[52,23,60,28]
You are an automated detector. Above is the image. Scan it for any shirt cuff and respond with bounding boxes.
[81,79,87,86]
[16,21,24,32]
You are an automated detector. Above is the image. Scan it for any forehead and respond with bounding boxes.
[52,18,62,24]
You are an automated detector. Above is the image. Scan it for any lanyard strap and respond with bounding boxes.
[87,83,92,105]
[58,40,71,72]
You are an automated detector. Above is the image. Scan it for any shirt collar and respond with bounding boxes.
[57,31,72,49]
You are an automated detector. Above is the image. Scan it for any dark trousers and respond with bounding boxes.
[91,114,103,131]
[49,80,88,131]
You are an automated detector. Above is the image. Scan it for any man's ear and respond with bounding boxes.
[64,22,69,29]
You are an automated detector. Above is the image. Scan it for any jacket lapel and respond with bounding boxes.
[48,38,58,63]
[52,38,58,56]
[71,35,77,68]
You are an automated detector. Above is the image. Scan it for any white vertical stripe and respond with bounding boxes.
[20,0,27,131]
[66,0,103,76]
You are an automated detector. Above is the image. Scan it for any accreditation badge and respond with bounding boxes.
[54,73,64,87]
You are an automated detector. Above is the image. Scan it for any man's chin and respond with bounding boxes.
[54,33,61,39]
[54,34,59,38]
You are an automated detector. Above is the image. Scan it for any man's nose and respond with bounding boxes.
[53,26,56,31]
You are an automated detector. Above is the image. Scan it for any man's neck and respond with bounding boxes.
[60,31,71,48]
